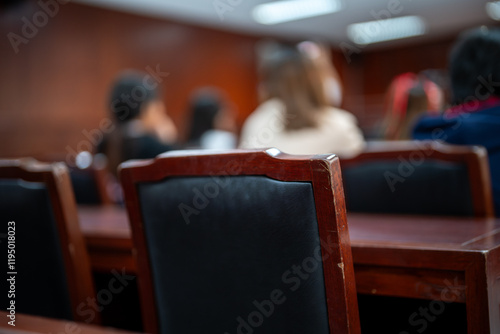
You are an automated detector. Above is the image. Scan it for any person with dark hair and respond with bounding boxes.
[413,26,500,215]
[185,87,237,149]
[97,70,177,176]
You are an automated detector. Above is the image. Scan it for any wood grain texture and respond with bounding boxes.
[79,207,500,333]
[0,311,136,334]
[0,158,100,324]
[119,149,361,334]
[0,2,259,159]
[348,213,500,334]
[0,1,479,159]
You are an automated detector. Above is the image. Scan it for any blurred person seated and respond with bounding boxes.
[239,41,365,157]
[184,87,237,149]
[297,40,345,109]
[97,70,178,177]
[413,26,500,216]
[381,72,443,140]
[421,68,452,108]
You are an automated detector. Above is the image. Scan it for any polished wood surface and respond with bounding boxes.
[118,149,360,334]
[0,1,478,159]
[350,213,500,334]
[0,311,138,334]
[0,159,99,324]
[79,205,500,333]
[349,213,500,249]
[0,2,259,159]
[341,140,495,217]
[80,205,135,273]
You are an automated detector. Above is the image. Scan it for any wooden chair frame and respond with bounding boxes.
[120,148,360,334]
[39,152,114,205]
[0,158,100,324]
[87,153,114,205]
[341,140,495,217]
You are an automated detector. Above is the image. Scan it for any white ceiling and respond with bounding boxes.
[74,0,494,49]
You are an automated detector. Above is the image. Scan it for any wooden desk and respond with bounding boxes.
[349,214,500,334]
[81,205,135,273]
[79,206,500,334]
[0,311,139,334]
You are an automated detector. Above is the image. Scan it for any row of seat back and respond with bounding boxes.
[119,149,361,334]
[341,140,494,217]
[0,140,493,332]
[68,153,114,205]
[0,159,100,324]
[42,152,114,205]
[0,150,361,333]
[117,142,494,333]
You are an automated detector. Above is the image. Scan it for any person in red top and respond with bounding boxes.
[381,72,443,140]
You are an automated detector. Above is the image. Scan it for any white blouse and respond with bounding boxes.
[239,99,365,157]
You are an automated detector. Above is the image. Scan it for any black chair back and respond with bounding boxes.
[0,178,73,320]
[120,149,360,334]
[0,159,99,324]
[341,141,494,217]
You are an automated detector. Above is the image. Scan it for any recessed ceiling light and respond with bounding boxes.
[486,1,500,21]
[347,15,426,45]
[252,0,343,25]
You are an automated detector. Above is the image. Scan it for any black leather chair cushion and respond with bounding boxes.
[138,176,330,334]
[0,179,73,320]
[342,160,474,216]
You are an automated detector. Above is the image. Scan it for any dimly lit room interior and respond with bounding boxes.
[1,0,499,333]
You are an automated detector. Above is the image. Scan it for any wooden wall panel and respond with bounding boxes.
[333,38,454,132]
[0,2,260,160]
[0,1,472,159]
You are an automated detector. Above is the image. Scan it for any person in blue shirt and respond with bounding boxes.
[413,26,500,216]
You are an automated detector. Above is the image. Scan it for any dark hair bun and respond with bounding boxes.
[109,70,158,123]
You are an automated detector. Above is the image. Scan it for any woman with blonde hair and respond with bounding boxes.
[239,41,364,157]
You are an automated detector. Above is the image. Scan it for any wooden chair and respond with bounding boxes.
[341,140,494,217]
[68,153,115,205]
[0,158,100,324]
[0,311,132,334]
[40,152,115,205]
[120,149,360,334]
